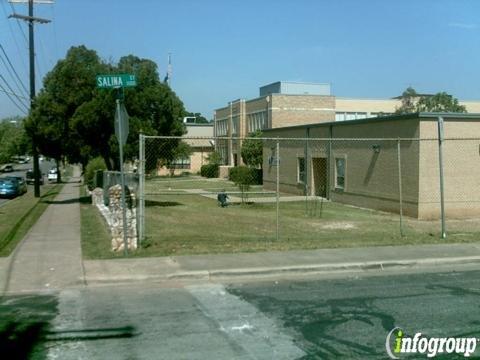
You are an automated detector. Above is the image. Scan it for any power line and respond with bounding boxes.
[0,87,28,100]
[0,44,29,96]
[49,2,58,61]
[9,1,29,45]
[0,74,29,109]
[0,79,28,114]
[0,0,28,74]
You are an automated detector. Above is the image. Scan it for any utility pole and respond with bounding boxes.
[9,0,52,197]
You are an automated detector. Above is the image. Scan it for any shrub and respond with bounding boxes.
[229,166,261,203]
[229,166,262,185]
[85,157,107,190]
[206,151,222,165]
[200,164,219,178]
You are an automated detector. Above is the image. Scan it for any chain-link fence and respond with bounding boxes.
[137,135,480,254]
[98,170,139,206]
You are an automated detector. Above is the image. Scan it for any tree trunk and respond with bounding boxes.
[56,158,62,183]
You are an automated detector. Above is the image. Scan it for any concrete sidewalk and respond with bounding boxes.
[1,167,84,294]
[83,242,480,284]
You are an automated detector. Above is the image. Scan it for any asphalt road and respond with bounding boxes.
[2,268,480,359]
[0,159,55,206]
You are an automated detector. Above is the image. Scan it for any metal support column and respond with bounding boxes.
[437,116,447,239]
[276,140,280,242]
[397,138,405,237]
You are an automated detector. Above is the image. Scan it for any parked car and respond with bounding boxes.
[26,169,44,185]
[0,164,14,173]
[47,168,58,183]
[4,176,27,195]
[0,177,25,198]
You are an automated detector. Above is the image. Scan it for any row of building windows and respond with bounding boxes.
[169,157,191,169]
[247,111,267,133]
[335,112,392,122]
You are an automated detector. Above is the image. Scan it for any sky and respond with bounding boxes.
[1,0,480,120]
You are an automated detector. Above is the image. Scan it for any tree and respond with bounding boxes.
[395,87,418,114]
[26,45,104,173]
[166,141,192,176]
[416,92,467,113]
[185,112,210,124]
[395,87,467,114]
[241,130,263,168]
[0,117,29,164]
[29,46,187,172]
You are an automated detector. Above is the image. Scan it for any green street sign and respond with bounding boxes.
[96,74,137,88]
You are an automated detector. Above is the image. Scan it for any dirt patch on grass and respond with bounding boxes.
[319,222,356,230]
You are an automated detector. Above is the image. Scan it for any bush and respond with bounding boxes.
[200,164,219,178]
[85,157,107,190]
[229,166,262,203]
[229,166,262,185]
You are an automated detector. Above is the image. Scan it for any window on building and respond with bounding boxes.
[335,158,345,189]
[232,116,239,135]
[355,112,367,119]
[170,157,191,169]
[335,112,346,122]
[298,157,306,183]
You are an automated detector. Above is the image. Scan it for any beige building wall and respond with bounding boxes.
[329,118,420,217]
[418,118,480,219]
[263,117,421,217]
[335,98,400,115]
[270,95,335,128]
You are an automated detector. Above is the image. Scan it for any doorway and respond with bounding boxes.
[312,158,327,197]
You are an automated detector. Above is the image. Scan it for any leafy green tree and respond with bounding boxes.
[26,46,104,171]
[395,87,467,114]
[395,87,418,114]
[0,117,29,164]
[416,92,467,113]
[29,46,187,173]
[229,166,255,203]
[241,130,263,168]
[166,141,192,176]
[185,112,210,124]
[206,150,222,165]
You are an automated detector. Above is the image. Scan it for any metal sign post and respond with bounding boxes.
[97,74,136,255]
[115,96,129,255]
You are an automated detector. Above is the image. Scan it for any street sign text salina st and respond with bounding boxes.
[96,74,137,88]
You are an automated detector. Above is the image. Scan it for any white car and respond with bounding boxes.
[47,169,58,183]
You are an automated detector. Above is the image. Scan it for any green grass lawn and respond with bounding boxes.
[79,187,115,259]
[0,184,63,257]
[83,177,480,259]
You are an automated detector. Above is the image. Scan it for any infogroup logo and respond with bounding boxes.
[385,327,478,358]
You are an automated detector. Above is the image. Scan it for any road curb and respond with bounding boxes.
[83,255,480,285]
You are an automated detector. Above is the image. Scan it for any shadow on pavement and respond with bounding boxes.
[45,325,138,342]
[0,294,58,359]
[42,196,91,205]
[0,294,138,359]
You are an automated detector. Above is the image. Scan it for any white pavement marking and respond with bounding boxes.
[187,283,306,360]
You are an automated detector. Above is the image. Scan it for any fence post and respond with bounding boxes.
[397,138,405,237]
[276,139,280,242]
[138,134,145,244]
[437,116,447,239]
